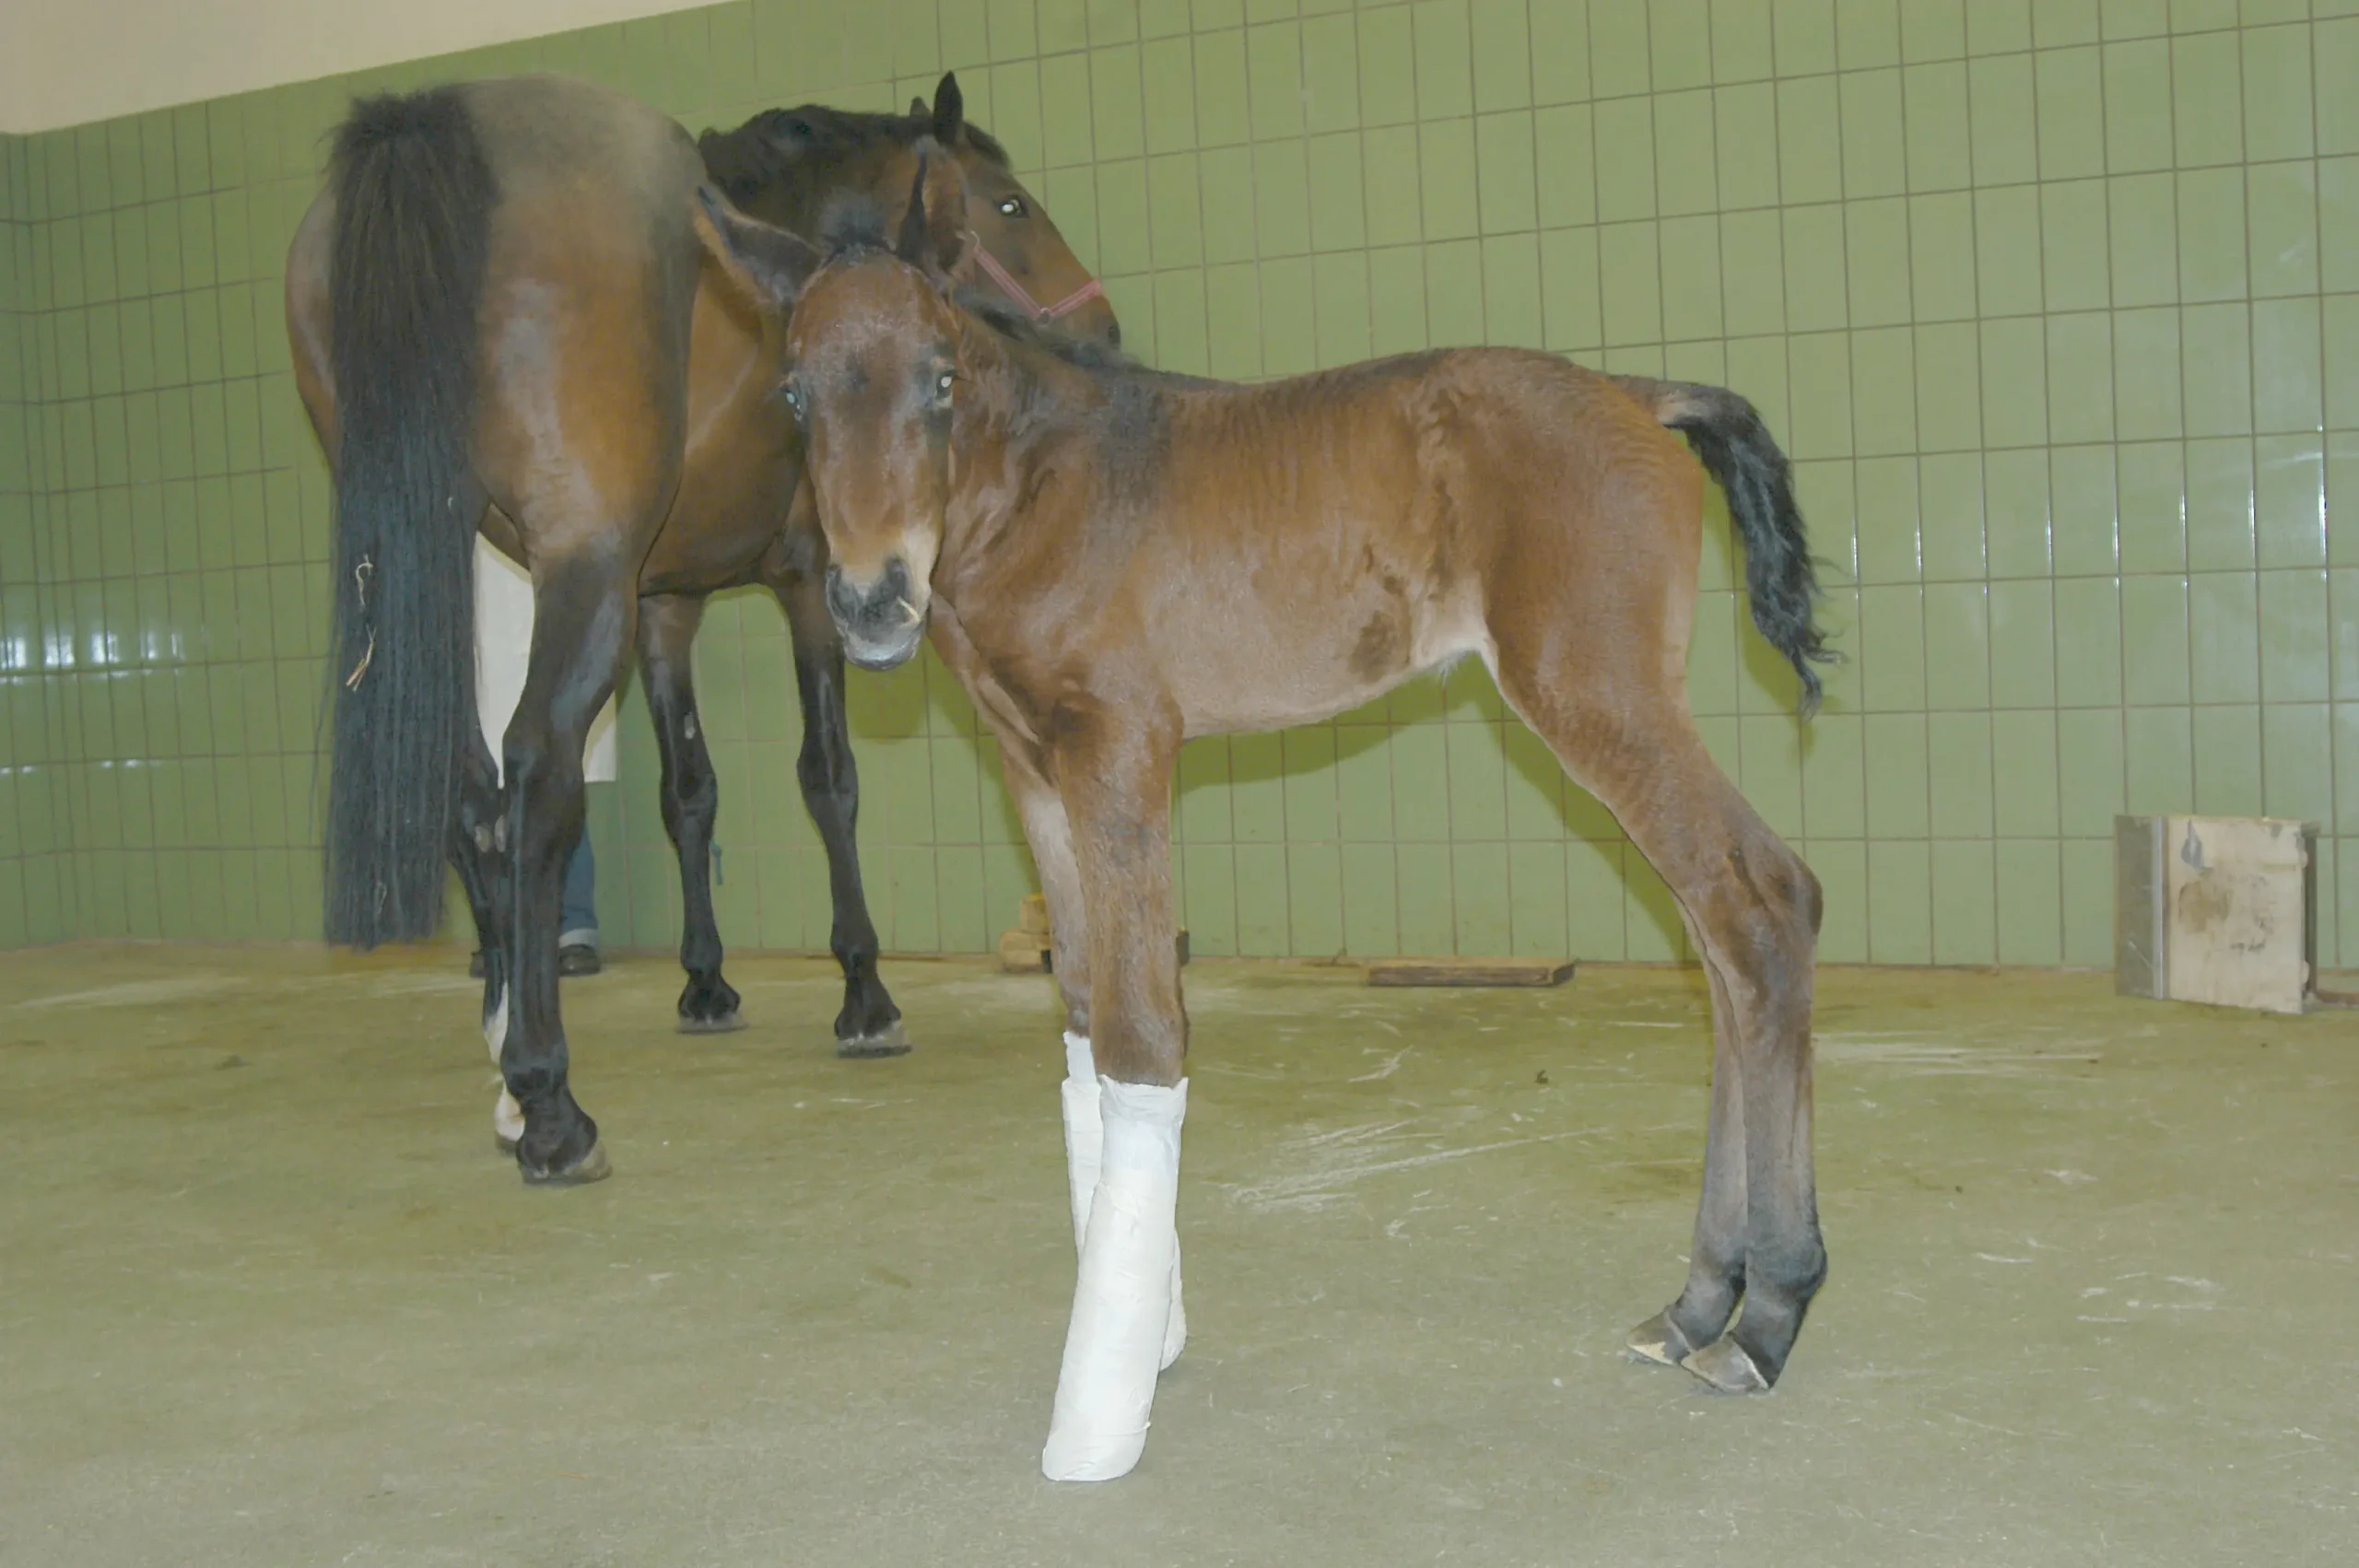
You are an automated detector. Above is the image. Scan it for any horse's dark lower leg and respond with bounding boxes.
[779,577,904,1057]
[499,560,634,1185]
[1498,669,1825,1391]
[1696,848,1825,1388]
[1627,967,1748,1365]
[1642,810,1824,1390]
[637,592,742,1033]
[449,726,522,1151]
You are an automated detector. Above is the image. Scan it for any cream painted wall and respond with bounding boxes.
[0,0,716,132]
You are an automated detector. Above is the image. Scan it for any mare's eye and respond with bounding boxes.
[934,371,956,398]
[997,195,1026,218]
[780,383,804,417]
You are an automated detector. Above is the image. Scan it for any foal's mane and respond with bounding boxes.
[698,102,1011,208]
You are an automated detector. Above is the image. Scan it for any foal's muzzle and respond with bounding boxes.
[826,560,926,671]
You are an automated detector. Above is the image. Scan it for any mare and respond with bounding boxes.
[698,162,1837,1478]
[285,72,1117,1183]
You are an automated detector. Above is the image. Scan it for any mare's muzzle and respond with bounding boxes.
[826,560,926,671]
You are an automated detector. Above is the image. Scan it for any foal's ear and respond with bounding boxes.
[894,143,972,278]
[695,185,821,310]
[910,96,928,118]
[931,72,964,145]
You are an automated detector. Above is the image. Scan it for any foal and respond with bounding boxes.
[700,167,1835,1480]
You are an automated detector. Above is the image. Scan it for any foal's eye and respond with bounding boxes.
[934,371,956,398]
[780,383,804,418]
[997,195,1026,218]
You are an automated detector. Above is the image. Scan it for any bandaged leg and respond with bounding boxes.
[1041,1075,1186,1482]
[1062,1033,1185,1368]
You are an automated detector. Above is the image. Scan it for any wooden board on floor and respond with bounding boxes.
[1366,957,1576,989]
[999,926,1191,974]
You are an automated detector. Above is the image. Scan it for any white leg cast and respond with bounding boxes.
[487,987,521,1147]
[1060,1033,1101,1250]
[1062,1034,1186,1369]
[1041,1076,1186,1482]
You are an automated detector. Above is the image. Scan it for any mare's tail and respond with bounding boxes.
[1615,377,1837,717]
[322,88,496,945]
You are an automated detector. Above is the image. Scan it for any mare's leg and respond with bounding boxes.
[636,591,744,1032]
[448,720,527,1151]
[1035,710,1190,1482]
[1494,651,1825,1391]
[495,553,640,1185]
[774,568,906,1057]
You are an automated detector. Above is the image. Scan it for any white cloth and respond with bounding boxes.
[1042,1075,1187,1483]
[474,536,617,785]
[1062,1032,1186,1369]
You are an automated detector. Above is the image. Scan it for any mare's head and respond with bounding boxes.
[698,72,1119,352]
[698,156,991,670]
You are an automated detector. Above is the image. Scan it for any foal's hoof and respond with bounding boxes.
[521,1139,613,1187]
[494,1132,520,1157]
[837,1020,911,1059]
[1680,1335,1771,1394]
[677,1009,745,1036]
[1625,1309,1698,1368]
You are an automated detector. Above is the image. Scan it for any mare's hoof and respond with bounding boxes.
[678,1010,746,1036]
[1681,1335,1771,1394]
[837,1020,911,1059]
[522,1139,613,1187]
[1625,1308,1697,1368]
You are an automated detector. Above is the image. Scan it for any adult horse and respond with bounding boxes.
[699,164,1836,1478]
[285,73,1116,1184]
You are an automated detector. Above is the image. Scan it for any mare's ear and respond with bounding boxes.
[695,186,821,310]
[894,142,973,280]
[931,72,964,146]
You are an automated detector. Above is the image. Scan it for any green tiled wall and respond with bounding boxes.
[3,0,2358,967]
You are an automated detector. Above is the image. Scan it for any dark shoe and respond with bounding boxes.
[469,950,487,979]
[558,942,603,978]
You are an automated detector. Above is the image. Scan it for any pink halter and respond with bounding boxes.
[966,240,1107,323]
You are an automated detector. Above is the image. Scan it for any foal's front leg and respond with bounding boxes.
[1033,714,1190,1483]
[1000,743,1187,1374]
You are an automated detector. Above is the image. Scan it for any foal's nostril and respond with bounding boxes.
[826,560,918,631]
[1106,321,1122,350]
[824,568,864,627]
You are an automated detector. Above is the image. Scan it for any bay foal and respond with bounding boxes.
[700,163,1835,1479]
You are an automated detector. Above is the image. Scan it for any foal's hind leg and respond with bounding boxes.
[774,568,906,1058]
[1626,963,1747,1364]
[636,591,745,1033]
[1498,668,1826,1390]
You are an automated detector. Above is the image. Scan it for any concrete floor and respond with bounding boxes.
[1,945,2353,1566]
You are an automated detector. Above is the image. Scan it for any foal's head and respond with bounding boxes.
[699,158,981,670]
[698,72,1119,352]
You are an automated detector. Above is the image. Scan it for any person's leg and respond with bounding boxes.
[558,831,601,975]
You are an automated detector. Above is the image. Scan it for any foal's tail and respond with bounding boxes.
[1617,378,1837,717]
[321,88,496,947]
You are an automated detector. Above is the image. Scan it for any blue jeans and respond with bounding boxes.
[560,834,598,949]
